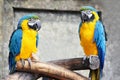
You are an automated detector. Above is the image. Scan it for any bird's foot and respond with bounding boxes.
[82,55,88,64]
[20,59,25,69]
[31,53,39,62]
[89,55,100,70]
[27,58,32,69]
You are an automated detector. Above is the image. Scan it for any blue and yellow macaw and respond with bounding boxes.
[8,14,41,74]
[78,6,107,80]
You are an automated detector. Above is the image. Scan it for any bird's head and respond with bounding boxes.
[80,6,99,22]
[17,14,41,31]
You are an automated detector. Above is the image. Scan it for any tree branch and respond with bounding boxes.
[6,60,88,80]
[49,58,89,70]
[6,56,99,80]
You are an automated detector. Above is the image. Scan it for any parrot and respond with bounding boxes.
[8,14,41,74]
[78,6,107,80]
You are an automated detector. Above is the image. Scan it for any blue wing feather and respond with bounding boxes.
[36,33,39,47]
[94,21,106,76]
[8,29,22,73]
[78,22,82,39]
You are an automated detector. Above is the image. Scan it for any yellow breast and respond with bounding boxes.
[15,20,37,61]
[80,22,98,56]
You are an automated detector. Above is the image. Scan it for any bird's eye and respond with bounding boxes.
[29,18,34,21]
[86,10,92,14]
[29,18,31,21]
[28,19,41,31]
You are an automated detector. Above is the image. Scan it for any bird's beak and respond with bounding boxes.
[80,10,93,22]
[35,20,41,31]
[28,19,41,31]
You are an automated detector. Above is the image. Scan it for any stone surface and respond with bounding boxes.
[0,0,3,79]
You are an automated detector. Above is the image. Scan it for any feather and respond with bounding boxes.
[8,29,22,73]
[8,14,40,73]
[94,21,106,77]
[79,6,106,80]
[17,14,39,29]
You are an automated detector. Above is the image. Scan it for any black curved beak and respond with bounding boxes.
[35,20,41,31]
[28,19,41,31]
[80,10,93,22]
[81,12,88,22]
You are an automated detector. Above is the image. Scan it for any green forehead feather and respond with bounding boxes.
[80,6,97,12]
[31,15,39,19]
[17,14,39,28]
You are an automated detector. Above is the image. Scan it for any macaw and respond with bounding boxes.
[78,6,107,80]
[8,14,41,74]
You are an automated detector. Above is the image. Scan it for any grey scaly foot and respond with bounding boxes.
[21,59,25,69]
[89,55,100,70]
[82,55,87,64]
[27,58,32,69]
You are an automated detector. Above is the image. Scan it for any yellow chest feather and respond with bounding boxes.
[80,22,98,56]
[15,20,38,61]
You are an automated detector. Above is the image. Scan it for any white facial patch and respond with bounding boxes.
[81,10,93,18]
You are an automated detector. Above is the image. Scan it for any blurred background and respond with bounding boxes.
[0,0,120,80]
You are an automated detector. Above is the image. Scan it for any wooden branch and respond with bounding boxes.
[6,60,88,80]
[6,72,39,80]
[6,56,99,80]
[50,56,99,71]
[49,58,89,70]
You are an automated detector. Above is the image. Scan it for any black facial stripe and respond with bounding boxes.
[28,19,41,31]
[80,11,95,22]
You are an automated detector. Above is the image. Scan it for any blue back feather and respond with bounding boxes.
[9,29,22,73]
[94,21,106,76]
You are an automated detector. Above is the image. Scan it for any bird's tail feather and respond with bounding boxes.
[90,69,100,80]
[8,52,16,74]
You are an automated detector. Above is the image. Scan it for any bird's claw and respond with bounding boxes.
[20,58,32,69]
[82,55,87,64]
[20,59,25,69]
[27,58,32,69]
[31,53,39,62]
[89,55,100,70]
